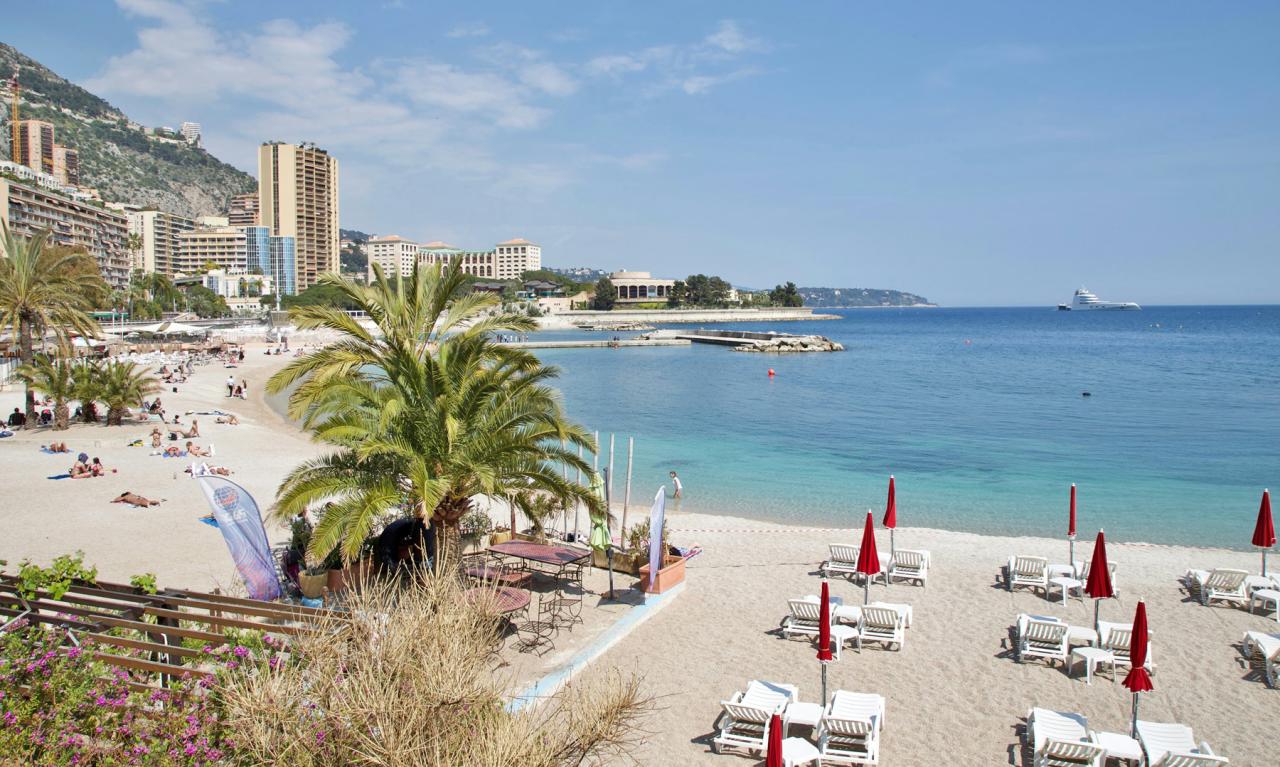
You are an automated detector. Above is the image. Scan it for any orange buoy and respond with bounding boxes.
[768,368,776,377]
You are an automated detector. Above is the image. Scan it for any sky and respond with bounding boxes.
[7,1,1279,305]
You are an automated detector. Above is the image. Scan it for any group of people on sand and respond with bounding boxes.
[69,452,110,479]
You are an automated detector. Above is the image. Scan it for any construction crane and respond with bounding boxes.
[8,73,18,163]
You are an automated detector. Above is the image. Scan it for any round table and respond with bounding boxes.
[464,586,530,615]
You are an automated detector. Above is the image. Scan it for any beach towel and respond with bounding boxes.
[161,451,190,458]
[200,516,220,529]
[0,430,13,438]
[47,474,72,480]
[39,446,68,455]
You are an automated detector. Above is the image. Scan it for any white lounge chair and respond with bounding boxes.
[1080,560,1119,595]
[815,691,885,765]
[1025,708,1103,767]
[856,606,905,651]
[1184,568,1249,608]
[1008,555,1049,596]
[1135,720,1229,766]
[887,548,929,587]
[1018,618,1070,666]
[712,680,799,755]
[781,598,834,640]
[1097,621,1155,673]
[824,544,861,578]
[1242,631,1280,688]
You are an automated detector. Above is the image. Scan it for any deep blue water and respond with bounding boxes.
[533,306,1280,549]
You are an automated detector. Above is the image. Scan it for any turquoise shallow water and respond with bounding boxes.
[533,306,1280,549]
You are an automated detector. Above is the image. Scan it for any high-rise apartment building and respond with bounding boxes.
[172,225,296,295]
[128,209,196,276]
[365,235,419,280]
[0,178,130,287]
[227,192,259,226]
[257,142,339,293]
[51,146,79,187]
[14,120,55,176]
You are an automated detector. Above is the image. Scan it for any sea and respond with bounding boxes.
[529,306,1280,550]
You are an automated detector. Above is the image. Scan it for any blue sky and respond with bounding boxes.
[8,1,1279,305]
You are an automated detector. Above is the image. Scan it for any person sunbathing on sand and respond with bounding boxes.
[215,414,239,425]
[150,427,163,448]
[163,446,184,457]
[112,491,163,508]
[185,464,232,476]
[70,453,93,479]
[177,419,200,439]
[45,442,69,453]
[186,441,211,458]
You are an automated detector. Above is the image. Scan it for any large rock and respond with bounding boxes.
[733,335,844,353]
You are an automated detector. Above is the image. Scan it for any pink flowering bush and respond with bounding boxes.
[0,621,287,766]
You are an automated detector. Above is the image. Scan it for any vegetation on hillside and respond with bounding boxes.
[798,286,934,307]
[1,43,255,218]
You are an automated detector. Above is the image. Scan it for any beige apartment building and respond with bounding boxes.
[365,235,419,280]
[258,142,339,292]
[174,226,249,275]
[494,238,541,279]
[127,209,195,276]
[52,146,79,187]
[227,192,259,226]
[13,120,55,176]
[0,178,130,287]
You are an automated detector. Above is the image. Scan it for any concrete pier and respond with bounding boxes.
[501,338,692,350]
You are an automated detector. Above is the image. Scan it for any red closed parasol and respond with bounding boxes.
[1122,600,1154,736]
[1253,489,1275,577]
[817,578,833,702]
[765,713,784,767]
[857,511,880,605]
[884,475,897,559]
[1085,529,1114,628]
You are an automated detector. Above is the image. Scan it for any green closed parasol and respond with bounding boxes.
[588,470,610,550]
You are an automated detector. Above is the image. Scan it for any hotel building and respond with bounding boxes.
[127,209,196,275]
[0,177,130,287]
[365,235,419,280]
[416,238,542,279]
[174,225,296,296]
[257,142,339,292]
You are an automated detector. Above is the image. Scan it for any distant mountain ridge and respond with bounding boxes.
[799,286,934,308]
[0,42,254,219]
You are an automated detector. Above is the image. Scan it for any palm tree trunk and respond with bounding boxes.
[18,314,36,427]
[106,406,124,426]
[54,403,69,431]
[431,496,473,578]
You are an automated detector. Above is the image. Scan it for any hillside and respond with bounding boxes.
[799,286,935,308]
[0,42,254,219]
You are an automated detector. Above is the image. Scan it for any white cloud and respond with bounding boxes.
[446,21,490,39]
[583,22,765,96]
[705,20,763,54]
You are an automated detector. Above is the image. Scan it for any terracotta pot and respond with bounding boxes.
[326,567,347,594]
[299,571,327,599]
[637,555,687,594]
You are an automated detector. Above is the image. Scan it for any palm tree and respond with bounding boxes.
[72,361,103,423]
[15,355,76,430]
[269,260,597,570]
[97,360,159,426]
[0,224,108,426]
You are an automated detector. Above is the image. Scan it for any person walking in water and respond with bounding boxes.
[670,471,683,499]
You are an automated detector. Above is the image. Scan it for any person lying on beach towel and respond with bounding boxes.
[42,442,69,453]
[112,491,164,508]
[185,463,233,476]
[150,427,163,448]
[176,419,200,439]
[160,446,187,458]
[186,441,211,458]
[215,413,239,425]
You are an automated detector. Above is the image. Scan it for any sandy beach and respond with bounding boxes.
[1,348,1275,765]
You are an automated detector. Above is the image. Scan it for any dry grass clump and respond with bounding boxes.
[218,577,653,766]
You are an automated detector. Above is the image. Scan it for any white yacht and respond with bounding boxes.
[1058,288,1140,311]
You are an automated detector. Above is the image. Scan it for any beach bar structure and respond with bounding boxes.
[610,271,676,304]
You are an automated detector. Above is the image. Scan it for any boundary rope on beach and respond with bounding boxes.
[670,527,853,534]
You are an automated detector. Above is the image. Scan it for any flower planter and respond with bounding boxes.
[461,533,490,555]
[490,530,513,545]
[637,554,686,594]
[299,570,327,599]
